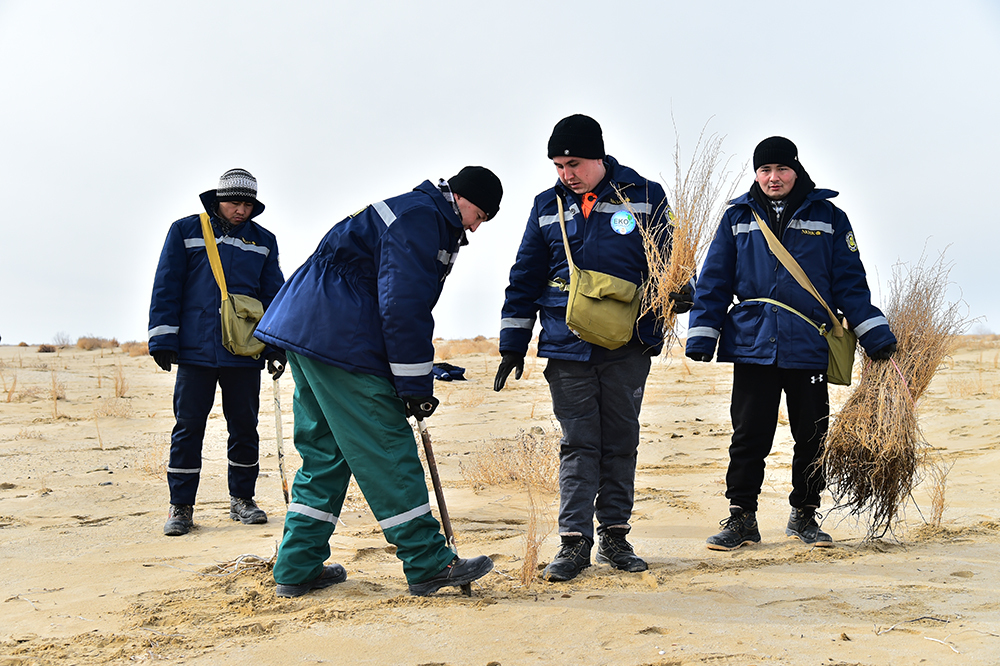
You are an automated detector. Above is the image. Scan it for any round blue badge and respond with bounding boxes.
[610,211,636,235]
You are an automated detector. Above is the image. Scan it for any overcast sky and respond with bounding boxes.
[2,0,998,347]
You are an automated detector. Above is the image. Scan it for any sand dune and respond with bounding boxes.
[1,338,998,665]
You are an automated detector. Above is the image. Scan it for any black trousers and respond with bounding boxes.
[167,364,261,505]
[726,363,828,512]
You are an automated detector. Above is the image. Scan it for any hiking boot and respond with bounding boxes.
[408,555,494,597]
[786,507,834,547]
[275,564,348,598]
[706,507,761,551]
[230,496,267,525]
[542,535,592,582]
[163,504,194,536]
[596,526,648,572]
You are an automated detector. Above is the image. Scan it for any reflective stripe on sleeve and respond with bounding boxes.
[373,201,396,227]
[687,326,721,340]
[501,317,533,330]
[288,502,339,525]
[853,315,889,338]
[378,502,431,530]
[389,361,434,377]
[148,325,179,338]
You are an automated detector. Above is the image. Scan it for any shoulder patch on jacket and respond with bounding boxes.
[846,231,858,252]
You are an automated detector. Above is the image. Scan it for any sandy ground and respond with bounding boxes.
[1,337,998,666]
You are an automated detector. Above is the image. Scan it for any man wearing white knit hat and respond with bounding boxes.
[149,168,285,536]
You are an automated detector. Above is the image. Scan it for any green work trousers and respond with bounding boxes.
[272,352,454,586]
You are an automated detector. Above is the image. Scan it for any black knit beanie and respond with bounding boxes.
[547,114,605,159]
[753,136,805,174]
[448,166,503,220]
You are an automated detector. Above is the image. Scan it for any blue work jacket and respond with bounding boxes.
[148,198,284,368]
[686,188,896,368]
[254,181,466,397]
[499,156,669,361]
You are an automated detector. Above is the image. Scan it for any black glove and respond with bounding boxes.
[687,352,713,363]
[868,342,897,361]
[152,350,177,372]
[265,349,287,380]
[669,282,695,315]
[402,395,439,421]
[493,352,525,392]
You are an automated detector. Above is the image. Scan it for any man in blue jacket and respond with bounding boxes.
[495,115,678,582]
[686,137,897,550]
[148,169,286,536]
[254,166,502,598]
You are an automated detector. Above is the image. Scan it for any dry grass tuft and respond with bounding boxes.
[928,460,953,528]
[113,362,129,399]
[94,397,133,418]
[37,344,56,354]
[14,428,43,441]
[77,336,119,351]
[520,486,554,587]
[637,123,741,343]
[121,341,149,357]
[822,252,969,538]
[460,426,561,492]
[1,369,16,403]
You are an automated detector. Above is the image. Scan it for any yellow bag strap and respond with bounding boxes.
[752,210,843,338]
[199,213,229,302]
[555,195,576,273]
[746,298,824,336]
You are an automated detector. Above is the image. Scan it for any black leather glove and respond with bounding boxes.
[402,395,439,421]
[265,349,287,380]
[152,350,177,372]
[493,352,525,392]
[687,352,713,363]
[868,342,897,361]
[669,282,695,315]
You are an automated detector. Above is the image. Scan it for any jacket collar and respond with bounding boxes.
[414,179,468,245]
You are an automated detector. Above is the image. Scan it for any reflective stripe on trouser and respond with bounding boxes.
[167,364,261,505]
[273,352,454,586]
[543,346,651,541]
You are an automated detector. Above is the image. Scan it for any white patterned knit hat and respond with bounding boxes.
[216,168,257,202]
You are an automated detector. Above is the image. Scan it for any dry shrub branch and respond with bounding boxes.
[822,252,969,537]
[635,123,741,343]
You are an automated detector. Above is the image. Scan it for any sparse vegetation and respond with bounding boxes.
[113,362,129,398]
[37,344,56,353]
[76,336,119,351]
[823,252,970,538]
[637,123,741,344]
[121,341,149,357]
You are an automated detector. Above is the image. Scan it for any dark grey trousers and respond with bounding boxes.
[544,346,651,541]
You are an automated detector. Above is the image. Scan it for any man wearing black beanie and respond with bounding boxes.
[254,166,501,597]
[687,136,897,550]
[496,114,682,582]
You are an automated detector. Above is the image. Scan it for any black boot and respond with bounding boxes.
[706,507,761,551]
[230,496,267,524]
[163,504,193,536]
[596,526,648,572]
[786,507,833,547]
[408,555,494,596]
[542,535,592,582]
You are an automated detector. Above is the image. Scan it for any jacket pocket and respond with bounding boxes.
[723,301,763,350]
